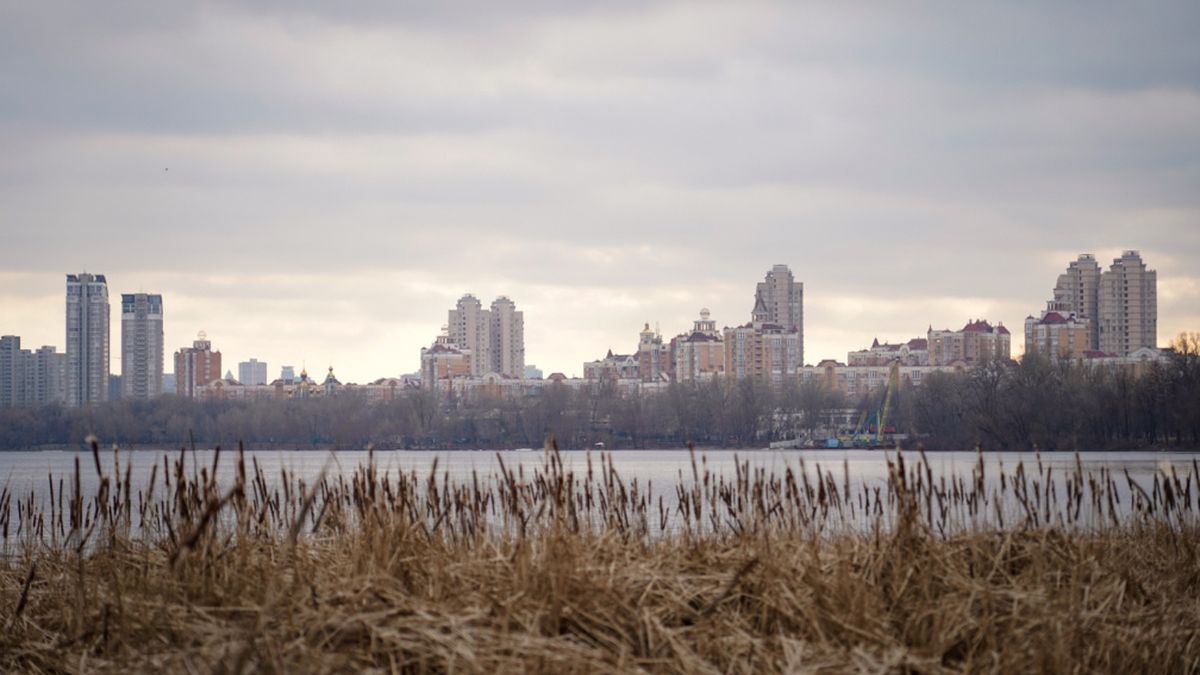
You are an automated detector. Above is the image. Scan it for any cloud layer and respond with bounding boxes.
[2,2,1198,380]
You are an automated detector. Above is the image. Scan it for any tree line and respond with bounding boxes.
[2,334,1197,452]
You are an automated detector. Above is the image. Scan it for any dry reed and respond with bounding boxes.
[1,439,1199,673]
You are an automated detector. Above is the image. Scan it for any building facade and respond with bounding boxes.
[443,294,525,378]
[30,346,66,405]
[1,337,67,408]
[724,276,804,385]
[238,358,269,386]
[488,296,525,377]
[1053,254,1102,350]
[583,350,640,383]
[0,336,24,408]
[804,360,953,399]
[755,264,804,365]
[65,272,110,407]
[1045,251,1158,356]
[847,337,929,366]
[420,332,473,387]
[1024,302,1090,360]
[636,323,668,383]
[927,320,1011,366]
[174,332,221,398]
[120,293,164,400]
[448,295,491,377]
[1098,250,1157,357]
[671,309,725,382]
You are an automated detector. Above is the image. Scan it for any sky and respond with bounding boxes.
[1,1,1198,382]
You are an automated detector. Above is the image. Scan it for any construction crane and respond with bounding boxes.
[876,362,901,444]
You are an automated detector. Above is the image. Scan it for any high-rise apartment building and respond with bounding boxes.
[1099,251,1157,356]
[65,273,110,407]
[238,359,268,386]
[120,293,164,400]
[448,295,491,377]
[174,332,221,398]
[0,338,66,408]
[30,346,65,405]
[723,267,805,385]
[0,335,24,408]
[489,296,525,377]
[723,322,802,385]
[445,294,526,377]
[755,264,804,365]
[1053,254,1102,350]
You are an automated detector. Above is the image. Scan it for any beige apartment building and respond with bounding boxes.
[447,294,525,377]
[1043,251,1157,357]
[1098,251,1157,356]
[671,309,725,382]
[1024,302,1091,360]
[847,337,929,366]
[755,264,804,366]
[420,332,473,387]
[927,320,1011,366]
[1053,254,1102,349]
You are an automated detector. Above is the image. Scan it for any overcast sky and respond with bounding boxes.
[2,1,1198,381]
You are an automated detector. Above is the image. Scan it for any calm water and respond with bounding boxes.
[2,447,1196,508]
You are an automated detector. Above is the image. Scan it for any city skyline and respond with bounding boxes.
[0,251,1184,387]
[2,3,1198,382]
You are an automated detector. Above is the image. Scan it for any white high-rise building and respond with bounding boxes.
[239,359,268,386]
[489,296,524,377]
[121,293,164,399]
[66,273,110,407]
[1099,251,1157,356]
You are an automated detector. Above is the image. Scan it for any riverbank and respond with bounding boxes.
[2,445,1198,672]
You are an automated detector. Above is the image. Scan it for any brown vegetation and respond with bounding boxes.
[2,441,1199,673]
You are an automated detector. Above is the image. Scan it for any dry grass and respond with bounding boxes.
[1,440,1199,673]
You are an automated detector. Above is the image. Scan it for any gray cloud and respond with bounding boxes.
[1,1,1198,380]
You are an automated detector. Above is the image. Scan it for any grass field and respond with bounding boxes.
[2,441,1198,673]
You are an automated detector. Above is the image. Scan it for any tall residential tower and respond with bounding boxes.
[121,293,164,399]
[753,264,804,365]
[1099,251,1157,356]
[448,295,491,377]
[488,296,525,377]
[66,273,110,407]
[1030,251,1158,359]
[1052,254,1102,350]
[444,294,526,378]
